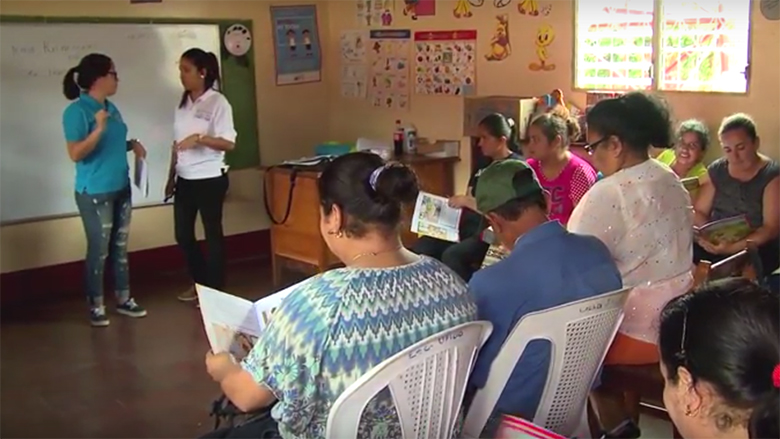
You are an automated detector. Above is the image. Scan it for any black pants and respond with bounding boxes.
[693,239,780,278]
[174,174,229,289]
[412,235,489,282]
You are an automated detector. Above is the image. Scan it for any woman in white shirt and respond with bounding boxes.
[166,48,237,302]
[569,92,694,435]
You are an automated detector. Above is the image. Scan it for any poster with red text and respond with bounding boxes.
[414,30,476,96]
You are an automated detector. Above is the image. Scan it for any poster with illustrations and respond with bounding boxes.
[357,0,395,26]
[529,23,556,71]
[270,5,322,85]
[340,30,369,98]
[485,14,511,61]
[414,30,477,96]
[369,29,411,110]
[403,0,436,20]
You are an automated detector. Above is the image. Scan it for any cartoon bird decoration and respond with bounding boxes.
[453,0,473,18]
[529,24,556,71]
[485,15,511,61]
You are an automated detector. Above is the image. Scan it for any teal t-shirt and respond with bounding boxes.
[62,93,129,194]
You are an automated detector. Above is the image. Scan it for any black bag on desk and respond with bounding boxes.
[262,156,335,225]
[204,394,279,438]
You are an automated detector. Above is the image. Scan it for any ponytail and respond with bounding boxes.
[507,117,521,153]
[205,51,221,91]
[749,387,779,439]
[62,67,81,100]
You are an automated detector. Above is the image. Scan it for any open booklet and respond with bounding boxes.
[410,191,463,243]
[695,215,752,245]
[196,278,310,361]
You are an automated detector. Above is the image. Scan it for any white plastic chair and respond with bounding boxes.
[325,321,493,439]
[462,288,631,439]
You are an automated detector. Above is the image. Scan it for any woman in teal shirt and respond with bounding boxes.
[62,53,147,327]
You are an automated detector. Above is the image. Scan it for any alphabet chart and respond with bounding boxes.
[368,29,411,110]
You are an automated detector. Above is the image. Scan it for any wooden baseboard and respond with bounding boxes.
[0,229,271,305]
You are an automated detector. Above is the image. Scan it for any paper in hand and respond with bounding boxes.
[134,157,149,197]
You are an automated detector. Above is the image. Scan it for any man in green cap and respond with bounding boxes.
[465,159,622,436]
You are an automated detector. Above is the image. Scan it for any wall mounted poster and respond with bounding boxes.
[369,29,411,110]
[414,30,477,95]
[270,5,322,85]
[340,30,368,98]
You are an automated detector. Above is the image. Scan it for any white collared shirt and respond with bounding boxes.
[173,88,237,180]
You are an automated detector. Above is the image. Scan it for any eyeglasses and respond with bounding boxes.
[583,137,608,155]
[676,142,701,151]
[108,71,118,79]
[674,308,688,365]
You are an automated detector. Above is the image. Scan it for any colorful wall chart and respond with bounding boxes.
[369,29,411,110]
[357,0,395,26]
[340,30,368,98]
[270,5,322,85]
[414,30,477,96]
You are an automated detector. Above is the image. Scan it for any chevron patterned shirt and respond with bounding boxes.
[242,256,477,439]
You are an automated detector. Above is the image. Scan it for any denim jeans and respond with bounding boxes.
[75,185,132,308]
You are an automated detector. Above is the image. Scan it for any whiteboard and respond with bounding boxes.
[0,23,221,223]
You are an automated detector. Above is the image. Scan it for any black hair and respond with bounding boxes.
[489,168,547,221]
[719,113,758,142]
[530,113,582,148]
[676,119,711,152]
[479,112,521,153]
[318,152,420,238]
[659,278,779,439]
[586,91,672,154]
[62,53,113,100]
[179,48,221,108]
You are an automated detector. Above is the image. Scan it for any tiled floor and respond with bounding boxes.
[0,259,283,438]
[1,259,674,438]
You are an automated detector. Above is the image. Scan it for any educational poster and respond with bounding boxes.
[528,23,556,71]
[357,0,395,26]
[485,14,511,61]
[403,0,437,20]
[340,30,369,98]
[270,5,322,85]
[368,29,411,110]
[414,30,477,96]
[518,0,552,16]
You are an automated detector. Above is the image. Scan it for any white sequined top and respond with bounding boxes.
[568,159,694,343]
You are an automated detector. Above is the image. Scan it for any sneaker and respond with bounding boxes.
[177,286,197,302]
[90,307,110,327]
[116,298,148,318]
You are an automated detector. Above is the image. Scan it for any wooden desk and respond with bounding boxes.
[264,155,459,285]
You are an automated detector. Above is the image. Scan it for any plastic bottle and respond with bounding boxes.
[393,119,404,157]
[404,124,417,155]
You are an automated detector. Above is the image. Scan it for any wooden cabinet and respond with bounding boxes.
[265,155,459,285]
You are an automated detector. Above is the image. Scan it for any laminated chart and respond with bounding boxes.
[368,29,411,110]
[414,30,477,96]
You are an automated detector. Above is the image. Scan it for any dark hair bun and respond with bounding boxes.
[750,391,779,439]
[564,116,582,142]
[374,164,420,205]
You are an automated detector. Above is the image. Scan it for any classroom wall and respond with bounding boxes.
[0,0,331,273]
[324,0,780,191]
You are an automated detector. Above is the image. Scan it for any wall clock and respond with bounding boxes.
[761,0,780,20]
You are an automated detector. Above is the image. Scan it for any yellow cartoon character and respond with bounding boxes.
[529,24,556,71]
[518,0,539,16]
[453,0,473,18]
[485,15,511,61]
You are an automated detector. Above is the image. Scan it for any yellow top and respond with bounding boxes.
[656,149,707,179]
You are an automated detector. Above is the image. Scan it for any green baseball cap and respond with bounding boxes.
[475,159,544,213]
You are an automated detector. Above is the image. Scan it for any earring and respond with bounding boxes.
[327,230,344,238]
[200,74,205,79]
[684,407,693,417]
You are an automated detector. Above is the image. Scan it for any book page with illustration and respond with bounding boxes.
[695,215,752,245]
[410,191,462,242]
[196,280,303,361]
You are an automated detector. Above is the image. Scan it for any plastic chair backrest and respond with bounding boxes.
[463,288,630,438]
[325,321,493,439]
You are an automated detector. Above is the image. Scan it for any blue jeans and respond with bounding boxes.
[75,186,132,308]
